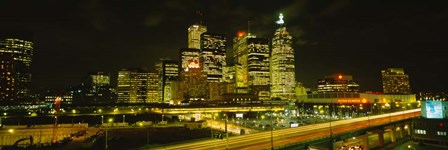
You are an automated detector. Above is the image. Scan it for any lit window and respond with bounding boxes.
[437,131,447,136]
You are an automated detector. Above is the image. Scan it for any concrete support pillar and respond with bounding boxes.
[390,129,396,143]
[399,127,403,139]
[360,134,369,150]
[406,124,411,136]
[378,131,384,147]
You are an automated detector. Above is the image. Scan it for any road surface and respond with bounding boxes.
[152,109,420,150]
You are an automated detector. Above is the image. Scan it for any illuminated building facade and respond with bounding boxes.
[147,72,160,103]
[223,65,236,93]
[233,32,270,100]
[270,13,296,100]
[88,72,110,87]
[317,74,359,92]
[181,61,209,101]
[0,38,33,102]
[200,33,226,82]
[188,24,207,49]
[117,69,159,103]
[179,48,201,75]
[0,53,14,101]
[234,32,254,93]
[156,59,179,103]
[381,68,411,94]
[223,65,235,83]
[73,72,116,104]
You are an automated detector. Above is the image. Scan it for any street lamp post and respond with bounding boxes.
[105,126,108,150]
[105,118,113,150]
[329,117,334,150]
[225,114,229,150]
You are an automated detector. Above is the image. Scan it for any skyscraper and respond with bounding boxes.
[188,24,207,49]
[200,33,226,82]
[117,69,159,103]
[234,32,270,100]
[381,68,411,94]
[270,13,296,100]
[234,32,255,93]
[0,38,33,102]
[156,59,179,103]
[317,74,359,92]
[181,60,209,101]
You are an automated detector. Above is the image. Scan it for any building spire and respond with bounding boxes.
[247,20,251,36]
[276,13,284,25]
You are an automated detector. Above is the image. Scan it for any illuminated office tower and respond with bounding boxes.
[317,74,359,92]
[179,48,200,75]
[188,24,207,49]
[270,13,296,100]
[147,72,160,103]
[117,69,159,103]
[181,60,209,101]
[234,32,254,93]
[200,33,226,82]
[381,68,411,94]
[233,32,270,99]
[156,59,179,103]
[0,38,33,102]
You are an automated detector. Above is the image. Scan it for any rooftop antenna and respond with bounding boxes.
[196,10,203,24]
[247,20,251,36]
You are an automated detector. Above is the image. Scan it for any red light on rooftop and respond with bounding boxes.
[237,31,246,37]
[440,123,443,127]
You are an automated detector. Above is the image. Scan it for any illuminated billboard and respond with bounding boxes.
[423,101,443,119]
[236,113,243,118]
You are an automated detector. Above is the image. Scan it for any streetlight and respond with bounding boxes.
[105,118,113,150]
[224,113,229,150]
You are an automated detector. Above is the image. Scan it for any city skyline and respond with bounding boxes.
[1,0,447,92]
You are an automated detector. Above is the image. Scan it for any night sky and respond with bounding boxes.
[1,0,447,92]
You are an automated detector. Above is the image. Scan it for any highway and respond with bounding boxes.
[152,109,420,150]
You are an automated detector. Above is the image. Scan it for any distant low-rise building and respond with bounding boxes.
[44,89,73,105]
[297,92,417,117]
[185,120,207,130]
[317,74,359,93]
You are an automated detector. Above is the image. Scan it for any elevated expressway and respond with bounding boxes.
[153,109,420,150]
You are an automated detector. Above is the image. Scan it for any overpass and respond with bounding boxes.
[151,109,420,150]
[1,104,284,117]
